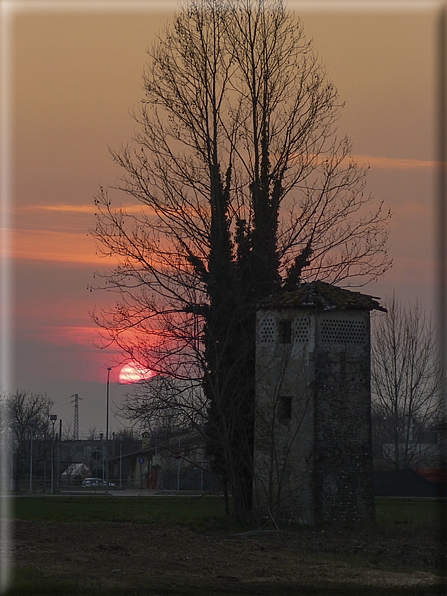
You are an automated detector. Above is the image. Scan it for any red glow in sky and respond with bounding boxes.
[119,361,155,384]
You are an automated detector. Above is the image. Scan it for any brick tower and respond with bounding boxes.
[254,281,386,525]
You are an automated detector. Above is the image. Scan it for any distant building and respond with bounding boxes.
[254,281,386,525]
[61,462,91,484]
[109,427,221,491]
[57,436,141,486]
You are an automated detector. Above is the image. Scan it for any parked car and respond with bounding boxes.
[82,478,115,488]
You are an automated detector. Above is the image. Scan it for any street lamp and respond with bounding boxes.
[50,415,57,494]
[28,418,36,493]
[119,436,123,488]
[105,367,112,495]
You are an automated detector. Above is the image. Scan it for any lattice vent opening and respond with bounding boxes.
[259,316,276,343]
[293,317,311,343]
[321,319,367,344]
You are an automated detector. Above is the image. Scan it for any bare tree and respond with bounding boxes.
[92,0,391,521]
[122,376,206,437]
[6,391,53,491]
[61,421,73,441]
[371,297,442,469]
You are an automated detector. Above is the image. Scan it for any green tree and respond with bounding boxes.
[92,0,391,521]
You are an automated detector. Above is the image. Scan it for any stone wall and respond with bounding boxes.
[254,309,316,523]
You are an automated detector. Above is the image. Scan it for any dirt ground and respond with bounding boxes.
[11,519,447,595]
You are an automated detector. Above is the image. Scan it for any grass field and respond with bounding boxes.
[7,495,446,596]
[375,497,446,533]
[11,494,228,526]
[10,494,446,532]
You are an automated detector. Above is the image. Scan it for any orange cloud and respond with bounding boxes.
[17,203,156,215]
[10,229,119,265]
[351,155,440,170]
[19,204,97,214]
[285,151,440,172]
[393,201,432,217]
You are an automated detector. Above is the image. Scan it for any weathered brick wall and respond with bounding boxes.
[254,306,375,525]
[254,309,316,523]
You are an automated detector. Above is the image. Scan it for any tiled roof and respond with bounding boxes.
[258,281,386,312]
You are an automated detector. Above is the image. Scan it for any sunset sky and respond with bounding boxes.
[1,0,443,433]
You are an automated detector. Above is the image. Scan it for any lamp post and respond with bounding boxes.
[28,418,36,493]
[50,415,57,494]
[119,436,123,488]
[105,367,111,495]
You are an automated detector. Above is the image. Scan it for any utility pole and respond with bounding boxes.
[71,394,82,441]
[50,415,57,494]
[105,368,111,495]
[57,419,62,489]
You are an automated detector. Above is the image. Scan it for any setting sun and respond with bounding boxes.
[119,361,155,384]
